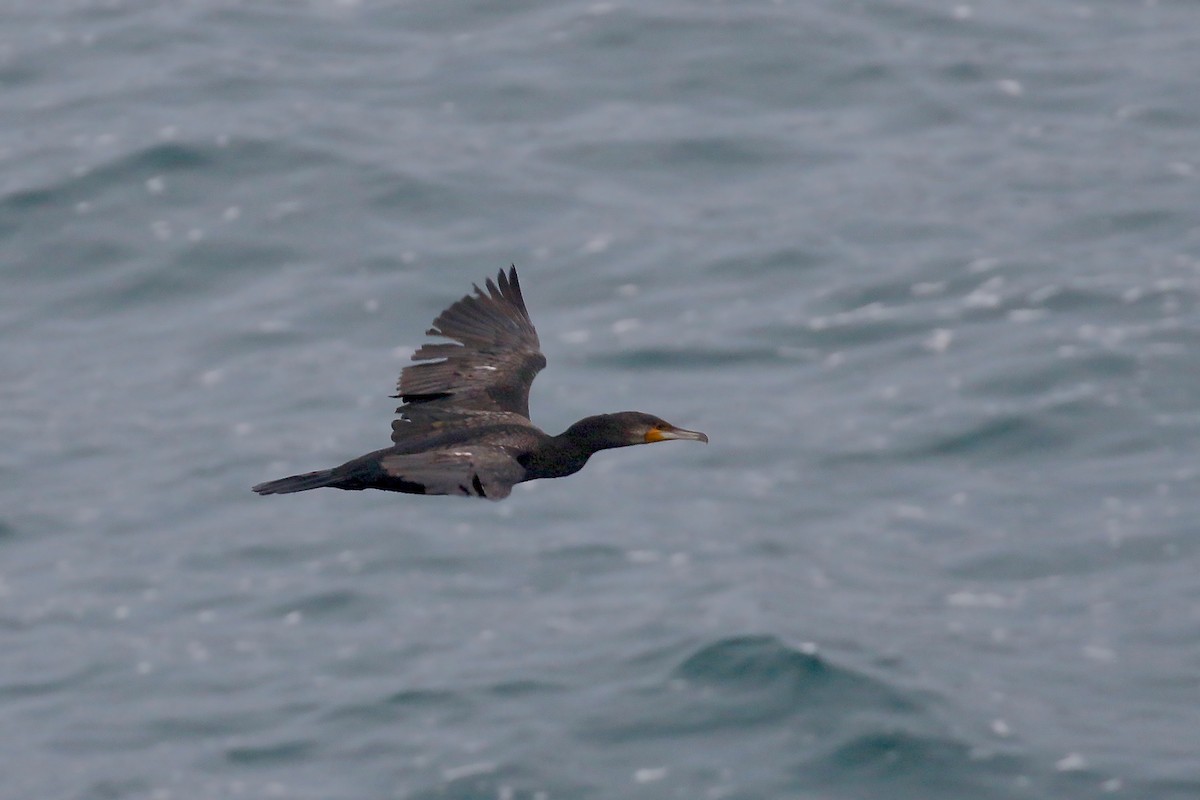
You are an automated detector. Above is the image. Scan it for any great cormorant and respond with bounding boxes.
[252,267,707,500]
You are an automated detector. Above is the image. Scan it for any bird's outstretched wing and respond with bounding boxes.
[379,447,524,500]
[394,267,546,433]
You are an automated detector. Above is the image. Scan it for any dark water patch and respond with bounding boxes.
[366,170,562,230]
[194,326,311,364]
[225,738,315,765]
[52,703,295,755]
[97,138,333,183]
[812,261,990,312]
[2,239,137,291]
[705,246,829,279]
[381,547,525,578]
[676,635,825,682]
[159,239,298,282]
[0,663,107,700]
[345,252,421,276]
[1048,208,1184,246]
[938,59,988,84]
[564,6,895,113]
[486,678,565,699]
[318,638,431,681]
[899,414,1070,461]
[674,635,917,714]
[323,687,475,727]
[366,173,473,218]
[892,382,1163,462]
[534,543,625,572]
[774,312,935,352]
[965,352,1138,400]
[0,137,333,232]
[800,729,1027,800]
[950,523,1199,582]
[864,0,1052,46]
[186,539,334,570]
[114,141,214,173]
[0,59,40,89]
[78,777,153,800]
[385,687,467,710]
[1134,104,1200,129]
[148,709,280,741]
[404,761,586,800]
[266,589,380,623]
[0,142,213,220]
[549,135,804,179]
[584,635,921,741]
[529,544,628,592]
[1032,284,1154,315]
[1132,778,1200,800]
[325,679,563,727]
[836,216,968,253]
[587,345,780,371]
[944,541,1087,592]
[537,542,625,564]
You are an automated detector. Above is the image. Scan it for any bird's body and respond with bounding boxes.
[253,267,706,501]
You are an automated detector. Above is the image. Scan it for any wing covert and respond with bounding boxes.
[379,447,524,500]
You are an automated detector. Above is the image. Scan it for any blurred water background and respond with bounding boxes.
[3,1,1199,798]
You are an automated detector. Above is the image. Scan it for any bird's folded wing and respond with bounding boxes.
[396,266,546,420]
[379,447,524,500]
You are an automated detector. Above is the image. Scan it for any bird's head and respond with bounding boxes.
[634,413,709,445]
[565,411,708,450]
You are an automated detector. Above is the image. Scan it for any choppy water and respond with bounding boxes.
[4,1,1199,798]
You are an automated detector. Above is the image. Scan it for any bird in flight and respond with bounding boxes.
[252,266,707,500]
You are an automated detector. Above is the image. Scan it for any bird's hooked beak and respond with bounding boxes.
[645,424,709,444]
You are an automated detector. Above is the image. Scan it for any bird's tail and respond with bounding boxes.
[252,469,339,495]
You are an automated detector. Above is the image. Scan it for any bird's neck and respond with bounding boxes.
[521,417,621,479]
[520,435,590,480]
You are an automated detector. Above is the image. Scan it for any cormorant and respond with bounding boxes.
[252,267,707,500]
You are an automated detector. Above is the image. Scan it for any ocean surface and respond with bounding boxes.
[3,1,1199,798]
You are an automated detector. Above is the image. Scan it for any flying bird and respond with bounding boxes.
[252,267,707,500]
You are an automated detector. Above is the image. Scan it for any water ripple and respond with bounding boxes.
[583,635,920,741]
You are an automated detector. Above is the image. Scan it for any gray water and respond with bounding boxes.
[3,1,1199,798]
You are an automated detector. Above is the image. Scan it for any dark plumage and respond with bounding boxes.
[253,267,707,500]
